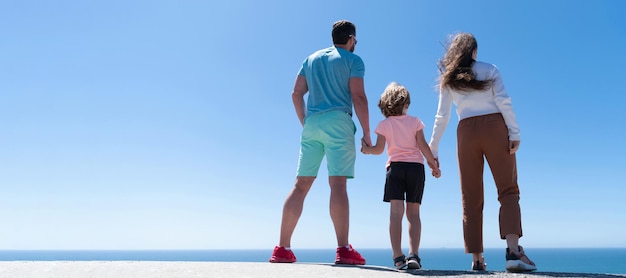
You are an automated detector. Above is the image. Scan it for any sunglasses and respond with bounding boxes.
[349,34,357,45]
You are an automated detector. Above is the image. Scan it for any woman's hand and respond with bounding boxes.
[509,140,520,154]
[427,158,441,178]
[431,167,441,178]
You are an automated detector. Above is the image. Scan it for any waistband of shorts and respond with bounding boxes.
[389,161,423,166]
[307,109,352,119]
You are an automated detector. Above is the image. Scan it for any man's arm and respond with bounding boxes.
[291,75,308,126]
[361,134,385,155]
[349,77,371,146]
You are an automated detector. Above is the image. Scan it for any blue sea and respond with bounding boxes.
[0,248,624,275]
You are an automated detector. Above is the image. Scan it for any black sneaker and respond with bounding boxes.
[472,259,486,271]
[505,245,537,272]
[406,254,421,269]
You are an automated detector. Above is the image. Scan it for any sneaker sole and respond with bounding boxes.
[407,260,421,269]
[269,258,296,263]
[506,260,537,272]
[472,262,487,271]
[395,263,407,270]
[335,259,365,265]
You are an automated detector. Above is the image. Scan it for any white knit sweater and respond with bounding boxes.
[429,61,520,157]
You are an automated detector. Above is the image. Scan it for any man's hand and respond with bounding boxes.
[360,138,370,154]
[361,134,372,148]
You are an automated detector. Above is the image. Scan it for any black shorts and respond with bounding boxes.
[383,162,425,203]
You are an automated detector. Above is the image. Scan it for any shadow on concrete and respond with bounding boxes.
[323,263,625,278]
[513,273,626,278]
[404,270,626,277]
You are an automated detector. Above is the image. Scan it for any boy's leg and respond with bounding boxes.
[389,200,405,259]
[279,176,315,247]
[404,163,424,257]
[406,202,421,256]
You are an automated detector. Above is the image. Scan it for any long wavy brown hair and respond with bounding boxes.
[438,33,493,91]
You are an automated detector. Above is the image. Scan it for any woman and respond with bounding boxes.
[429,32,537,272]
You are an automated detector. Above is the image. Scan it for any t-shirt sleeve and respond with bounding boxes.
[415,118,425,132]
[374,120,385,136]
[297,58,308,76]
[350,55,365,78]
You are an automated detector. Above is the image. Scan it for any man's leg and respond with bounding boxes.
[329,175,366,265]
[328,176,349,246]
[279,176,315,247]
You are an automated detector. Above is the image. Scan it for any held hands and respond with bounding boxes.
[360,138,371,154]
[428,157,441,178]
[430,166,441,178]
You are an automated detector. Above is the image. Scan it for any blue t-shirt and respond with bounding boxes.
[297,46,365,117]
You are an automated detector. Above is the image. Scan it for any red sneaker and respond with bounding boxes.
[335,244,366,265]
[269,246,296,263]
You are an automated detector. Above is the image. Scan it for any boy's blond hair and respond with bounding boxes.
[378,82,411,118]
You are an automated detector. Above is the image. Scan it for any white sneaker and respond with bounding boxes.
[505,246,537,272]
[505,259,537,272]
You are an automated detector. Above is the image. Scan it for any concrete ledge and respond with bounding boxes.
[0,262,624,278]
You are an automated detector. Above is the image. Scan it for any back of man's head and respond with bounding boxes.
[332,20,356,45]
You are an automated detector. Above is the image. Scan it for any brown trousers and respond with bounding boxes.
[457,113,523,253]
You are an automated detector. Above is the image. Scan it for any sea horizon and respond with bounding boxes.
[0,248,624,274]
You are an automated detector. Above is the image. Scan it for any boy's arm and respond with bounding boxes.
[361,134,385,155]
[416,130,441,177]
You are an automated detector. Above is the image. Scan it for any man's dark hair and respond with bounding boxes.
[332,20,356,45]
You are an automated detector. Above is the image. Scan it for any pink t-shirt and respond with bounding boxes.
[374,114,426,167]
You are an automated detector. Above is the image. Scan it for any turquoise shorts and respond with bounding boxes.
[296,110,356,178]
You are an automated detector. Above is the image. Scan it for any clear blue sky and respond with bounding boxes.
[1,0,625,250]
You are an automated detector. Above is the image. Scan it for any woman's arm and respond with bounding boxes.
[429,86,452,158]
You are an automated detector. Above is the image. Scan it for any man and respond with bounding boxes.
[269,20,371,265]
